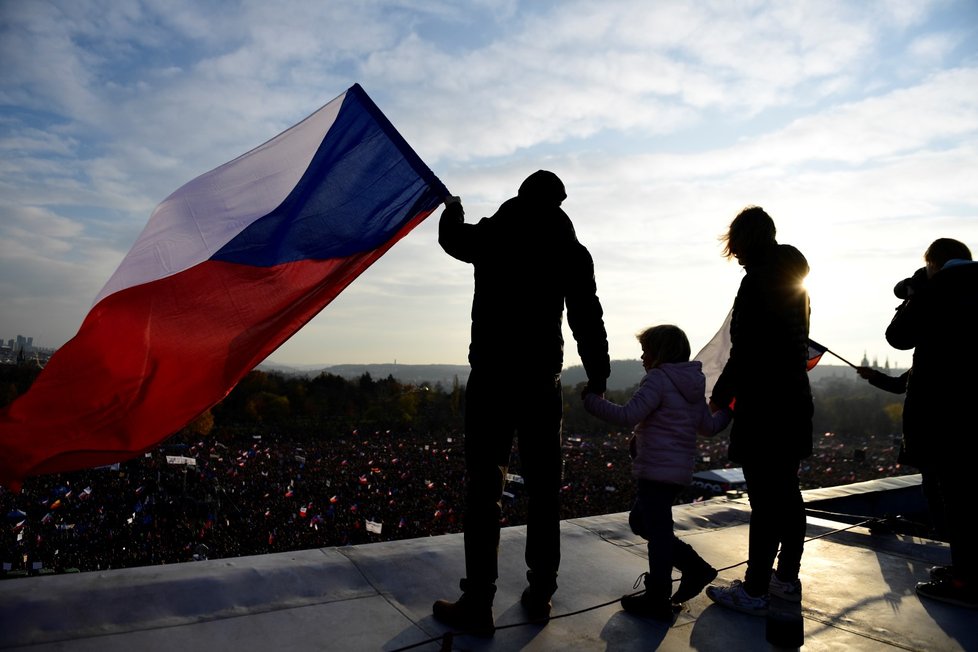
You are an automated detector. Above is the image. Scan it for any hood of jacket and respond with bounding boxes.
[657,361,707,404]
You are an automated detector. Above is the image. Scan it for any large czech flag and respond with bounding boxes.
[0,84,448,491]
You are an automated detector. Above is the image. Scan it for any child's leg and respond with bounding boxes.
[670,535,718,604]
[636,479,683,599]
[628,496,647,538]
[673,537,712,573]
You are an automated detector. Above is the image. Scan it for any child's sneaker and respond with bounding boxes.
[706,580,769,616]
[769,570,802,602]
[620,592,679,622]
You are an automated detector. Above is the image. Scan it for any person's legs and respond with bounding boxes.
[461,369,514,590]
[742,458,804,596]
[620,480,682,621]
[915,453,978,608]
[631,480,716,605]
[433,369,512,635]
[517,374,563,607]
[772,461,806,584]
[670,523,718,604]
[636,479,681,600]
[941,474,976,586]
[741,462,780,596]
[920,464,949,541]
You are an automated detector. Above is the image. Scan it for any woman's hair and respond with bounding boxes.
[924,238,972,268]
[637,324,691,367]
[722,206,776,261]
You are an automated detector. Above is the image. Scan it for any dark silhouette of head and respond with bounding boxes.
[637,324,691,369]
[924,238,972,268]
[722,206,777,265]
[518,170,567,207]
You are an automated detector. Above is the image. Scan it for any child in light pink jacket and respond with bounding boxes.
[583,324,731,621]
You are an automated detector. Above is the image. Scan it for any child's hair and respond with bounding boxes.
[637,324,691,368]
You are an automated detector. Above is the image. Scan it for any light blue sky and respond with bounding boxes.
[1,1,976,372]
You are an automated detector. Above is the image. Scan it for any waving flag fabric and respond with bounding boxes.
[694,306,828,398]
[0,84,448,491]
[693,306,735,401]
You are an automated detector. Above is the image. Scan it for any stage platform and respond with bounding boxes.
[1,476,974,651]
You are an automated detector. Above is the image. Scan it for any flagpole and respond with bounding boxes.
[824,348,858,368]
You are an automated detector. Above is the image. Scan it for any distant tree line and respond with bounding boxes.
[1,362,905,445]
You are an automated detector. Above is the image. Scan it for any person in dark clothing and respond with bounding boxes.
[858,260,954,543]
[432,171,611,636]
[856,367,909,394]
[885,237,978,609]
[855,366,947,537]
[705,206,813,616]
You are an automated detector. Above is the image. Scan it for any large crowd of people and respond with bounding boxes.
[1,423,905,576]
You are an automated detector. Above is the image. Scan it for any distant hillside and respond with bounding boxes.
[260,360,645,391]
[258,360,901,392]
[258,362,470,388]
[560,359,645,390]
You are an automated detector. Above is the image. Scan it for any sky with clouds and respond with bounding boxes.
[1,0,976,376]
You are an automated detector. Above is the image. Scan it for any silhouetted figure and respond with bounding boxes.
[855,367,909,394]
[432,171,610,636]
[705,206,813,616]
[856,363,947,539]
[885,237,978,609]
[856,367,947,540]
[583,324,730,622]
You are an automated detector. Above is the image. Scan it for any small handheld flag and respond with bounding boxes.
[695,307,836,397]
[806,340,828,370]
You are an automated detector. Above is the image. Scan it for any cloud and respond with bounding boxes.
[0,0,975,368]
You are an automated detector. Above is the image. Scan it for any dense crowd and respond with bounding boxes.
[1,425,907,576]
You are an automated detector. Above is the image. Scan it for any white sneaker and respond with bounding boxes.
[769,571,802,602]
[706,580,769,616]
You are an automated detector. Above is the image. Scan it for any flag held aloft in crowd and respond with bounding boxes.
[0,84,448,491]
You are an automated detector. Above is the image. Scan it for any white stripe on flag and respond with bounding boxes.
[693,305,733,399]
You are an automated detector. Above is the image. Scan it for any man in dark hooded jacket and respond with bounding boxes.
[886,238,978,609]
[706,206,814,616]
[432,171,610,635]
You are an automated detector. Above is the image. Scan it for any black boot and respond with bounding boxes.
[521,570,556,621]
[520,586,553,621]
[432,579,496,637]
[622,572,678,622]
[621,592,678,622]
[671,562,718,605]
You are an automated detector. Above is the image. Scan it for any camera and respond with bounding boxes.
[894,267,928,299]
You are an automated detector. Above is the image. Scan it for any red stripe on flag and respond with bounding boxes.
[0,209,433,489]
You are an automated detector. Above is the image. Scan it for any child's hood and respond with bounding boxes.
[657,361,707,404]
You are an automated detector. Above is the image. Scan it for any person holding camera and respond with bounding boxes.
[885,238,978,609]
[856,270,946,540]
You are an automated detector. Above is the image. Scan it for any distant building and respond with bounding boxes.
[1,334,54,366]
[14,335,33,355]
